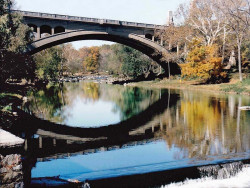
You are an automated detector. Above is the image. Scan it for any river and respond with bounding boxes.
[1,80,250,187]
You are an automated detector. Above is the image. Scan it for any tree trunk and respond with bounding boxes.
[177,44,179,57]
[184,43,187,54]
[168,60,171,80]
[237,36,243,82]
[221,26,226,64]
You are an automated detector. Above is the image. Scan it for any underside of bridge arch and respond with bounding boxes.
[28,24,37,32]
[27,31,181,75]
[54,26,65,34]
[145,33,153,40]
[40,25,52,35]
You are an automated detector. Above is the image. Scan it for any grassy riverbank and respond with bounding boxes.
[127,74,250,96]
[0,84,35,130]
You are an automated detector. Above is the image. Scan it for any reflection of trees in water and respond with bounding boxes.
[99,84,163,120]
[26,81,163,124]
[82,82,100,101]
[26,82,250,160]
[62,82,162,120]
[25,83,65,123]
[155,92,250,160]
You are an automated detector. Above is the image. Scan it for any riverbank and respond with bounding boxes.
[0,83,35,131]
[127,76,250,96]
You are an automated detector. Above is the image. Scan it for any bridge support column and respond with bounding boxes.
[39,136,42,148]
[160,36,163,46]
[53,138,56,146]
[37,26,41,39]
[51,27,54,35]
[160,117,163,130]
[24,139,28,151]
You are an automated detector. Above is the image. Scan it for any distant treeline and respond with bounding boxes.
[34,43,160,81]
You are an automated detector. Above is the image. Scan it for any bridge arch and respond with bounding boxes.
[40,25,52,35]
[145,33,153,40]
[27,30,181,74]
[54,26,65,34]
[28,24,37,32]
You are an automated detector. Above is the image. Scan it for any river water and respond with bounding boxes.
[1,80,250,187]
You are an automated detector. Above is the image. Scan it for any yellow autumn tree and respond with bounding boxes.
[180,38,227,83]
[83,47,100,73]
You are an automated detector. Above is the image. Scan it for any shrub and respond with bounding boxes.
[180,39,228,83]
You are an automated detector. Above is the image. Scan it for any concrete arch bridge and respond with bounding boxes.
[14,10,181,74]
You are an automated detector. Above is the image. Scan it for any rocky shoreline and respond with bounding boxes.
[0,154,24,188]
[56,75,111,83]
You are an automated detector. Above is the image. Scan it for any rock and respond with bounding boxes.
[239,106,250,110]
[0,167,8,173]
[0,154,23,186]
[1,154,21,167]
[1,171,23,184]
[13,164,22,171]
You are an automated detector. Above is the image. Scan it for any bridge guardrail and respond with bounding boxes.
[12,10,165,29]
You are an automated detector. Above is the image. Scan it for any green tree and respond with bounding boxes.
[121,46,151,78]
[35,46,64,81]
[0,0,35,85]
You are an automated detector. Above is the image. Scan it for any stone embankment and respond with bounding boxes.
[0,154,23,187]
[106,77,132,85]
[56,75,111,83]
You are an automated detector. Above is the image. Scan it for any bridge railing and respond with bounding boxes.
[12,10,165,29]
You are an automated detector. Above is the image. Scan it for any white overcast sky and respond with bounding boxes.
[15,0,188,49]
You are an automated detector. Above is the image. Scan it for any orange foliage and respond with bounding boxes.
[83,47,100,73]
[180,39,227,82]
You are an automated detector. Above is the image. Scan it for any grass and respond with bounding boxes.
[0,93,23,113]
[0,93,23,129]
[127,74,250,95]
[220,78,250,94]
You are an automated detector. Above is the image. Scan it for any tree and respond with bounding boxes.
[216,0,250,81]
[187,0,227,46]
[180,38,227,83]
[0,0,35,85]
[98,44,123,74]
[242,41,250,68]
[35,46,64,81]
[82,46,99,73]
[62,44,83,75]
[121,46,151,78]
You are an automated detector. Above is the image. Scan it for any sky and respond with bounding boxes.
[15,0,188,49]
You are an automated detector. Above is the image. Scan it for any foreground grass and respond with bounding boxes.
[128,76,250,95]
[0,93,23,129]
[220,78,250,94]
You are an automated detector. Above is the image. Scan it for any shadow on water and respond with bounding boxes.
[1,82,250,187]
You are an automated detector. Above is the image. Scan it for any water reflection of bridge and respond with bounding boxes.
[13,91,178,159]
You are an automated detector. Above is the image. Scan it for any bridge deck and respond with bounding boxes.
[13,10,165,29]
